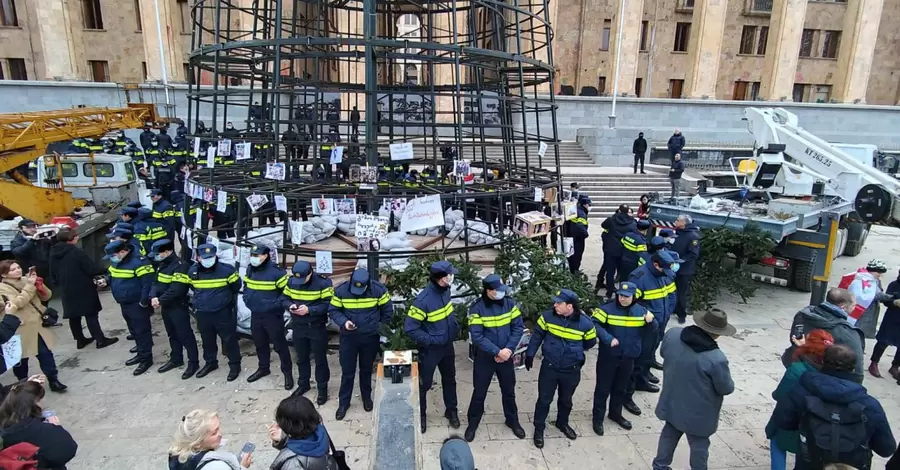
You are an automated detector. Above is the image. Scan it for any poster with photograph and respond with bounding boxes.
[383,197,407,217]
[246,194,269,213]
[217,139,232,157]
[265,162,286,180]
[330,146,344,165]
[349,165,361,183]
[359,166,378,183]
[453,160,471,177]
[334,198,356,215]
[235,142,252,160]
[204,187,215,203]
[355,214,389,249]
[312,198,334,215]
[357,237,383,252]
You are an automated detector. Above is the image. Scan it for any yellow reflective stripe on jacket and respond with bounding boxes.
[284,286,334,301]
[408,302,453,323]
[591,308,645,327]
[243,277,279,291]
[665,282,677,294]
[377,292,390,306]
[135,265,154,277]
[158,273,174,283]
[109,267,136,278]
[572,217,588,226]
[468,306,521,328]
[153,210,176,219]
[149,227,168,241]
[331,296,379,309]
[173,273,191,284]
[276,275,288,289]
[621,236,647,252]
[192,278,229,288]
[537,315,593,341]
[636,286,667,300]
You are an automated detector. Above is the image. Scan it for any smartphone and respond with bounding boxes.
[793,324,804,340]
[27,267,36,276]
[41,410,56,418]
[240,442,256,455]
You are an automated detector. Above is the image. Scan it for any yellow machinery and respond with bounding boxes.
[0,105,154,222]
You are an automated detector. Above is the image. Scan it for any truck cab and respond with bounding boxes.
[27,153,151,207]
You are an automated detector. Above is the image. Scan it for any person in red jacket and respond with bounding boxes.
[637,194,650,220]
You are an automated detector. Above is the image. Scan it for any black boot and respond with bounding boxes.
[420,414,427,433]
[182,363,199,380]
[195,363,219,378]
[283,375,294,391]
[592,421,604,436]
[125,355,143,366]
[609,415,633,430]
[506,421,526,439]
[246,369,270,383]
[227,368,240,382]
[363,397,374,412]
[336,405,348,421]
[129,346,138,354]
[126,334,134,341]
[48,378,67,393]
[157,360,184,374]
[624,400,642,416]
[464,424,477,442]
[133,360,153,376]
[96,337,119,349]
[316,391,328,406]
[647,370,660,384]
[444,409,460,428]
[636,382,660,393]
[533,428,544,448]
[292,384,311,397]
[555,423,577,440]
[76,338,94,350]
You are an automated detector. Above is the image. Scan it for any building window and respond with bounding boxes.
[601,20,611,51]
[141,62,148,81]
[7,58,26,80]
[669,79,684,98]
[822,30,840,59]
[89,60,109,82]
[732,81,761,100]
[134,0,142,31]
[739,26,757,55]
[750,0,773,12]
[598,76,607,95]
[82,0,104,29]
[813,84,832,102]
[639,21,650,51]
[799,29,814,57]
[0,0,19,27]
[757,26,769,55]
[635,78,643,97]
[679,0,695,8]
[183,63,194,85]
[673,23,690,52]
[792,83,807,102]
[177,0,190,35]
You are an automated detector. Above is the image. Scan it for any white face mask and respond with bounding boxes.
[200,258,216,268]
[445,274,455,285]
[249,256,262,267]
[671,263,681,273]
[492,290,506,300]
[666,238,675,244]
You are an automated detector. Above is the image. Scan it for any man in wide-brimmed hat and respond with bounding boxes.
[651,308,735,470]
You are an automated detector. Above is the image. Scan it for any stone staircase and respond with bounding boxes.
[561,173,672,218]
[372,140,594,167]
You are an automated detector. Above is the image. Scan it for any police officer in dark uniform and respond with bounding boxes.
[105,227,144,259]
[525,289,597,448]
[329,268,392,421]
[281,260,334,403]
[152,143,177,199]
[620,219,651,280]
[187,244,243,381]
[638,236,668,268]
[102,239,155,375]
[136,207,168,256]
[243,245,293,389]
[589,282,656,435]
[148,239,199,379]
[670,215,701,324]
[145,135,164,183]
[600,205,637,299]
[464,274,526,442]
[565,195,590,274]
[150,189,176,241]
[405,261,461,433]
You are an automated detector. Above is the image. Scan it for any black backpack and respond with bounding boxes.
[798,395,872,470]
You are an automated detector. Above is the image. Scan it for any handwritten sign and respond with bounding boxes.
[389,142,414,161]
[315,251,333,274]
[274,194,287,213]
[2,335,21,371]
[193,137,201,157]
[289,220,304,245]
[356,214,389,239]
[216,190,227,213]
[400,195,444,233]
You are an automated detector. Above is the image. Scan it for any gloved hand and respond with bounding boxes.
[524,356,534,371]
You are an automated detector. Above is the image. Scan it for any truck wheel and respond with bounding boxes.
[792,253,816,293]
[843,222,869,257]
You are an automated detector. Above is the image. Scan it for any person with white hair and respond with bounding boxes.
[168,409,252,469]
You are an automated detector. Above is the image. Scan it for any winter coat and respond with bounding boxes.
[10,232,51,279]
[282,274,334,328]
[769,369,897,466]
[171,450,243,470]
[764,359,816,454]
[655,326,734,437]
[270,425,338,470]
[670,224,702,276]
[669,160,685,180]
[48,243,105,319]
[0,416,78,469]
[526,310,598,369]
[600,213,637,256]
[590,298,653,358]
[187,261,241,314]
[875,279,900,347]
[242,259,288,314]
[667,133,685,155]
[888,444,900,470]
[632,137,647,155]
[468,295,524,357]
[782,302,865,383]
[328,280,392,337]
[0,278,55,358]
[405,281,459,347]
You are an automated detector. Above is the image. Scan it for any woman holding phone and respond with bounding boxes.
[0,260,66,393]
[0,380,78,469]
[168,409,253,469]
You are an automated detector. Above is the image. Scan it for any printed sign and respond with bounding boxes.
[330,146,344,165]
[246,194,269,213]
[289,220,304,245]
[334,198,356,215]
[217,139,232,157]
[216,190,228,213]
[312,198,334,215]
[538,141,548,158]
[274,194,287,213]
[206,146,217,168]
[193,137,201,157]
[265,162,286,180]
[400,195,444,233]
[235,142,252,160]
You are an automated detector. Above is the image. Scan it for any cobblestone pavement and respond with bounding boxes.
[37,226,900,469]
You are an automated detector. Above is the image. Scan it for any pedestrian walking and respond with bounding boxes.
[633,132,648,174]
[629,250,681,386]
[282,260,334,403]
[667,128,685,160]
[869,267,900,381]
[148,239,199,379]
[102,240,155,375]
[651,309,735,470]
[464,274,526,442]
[670,213,701,324]
[525,289,597,448]
[669,154,685,199]
[243,245,293,389]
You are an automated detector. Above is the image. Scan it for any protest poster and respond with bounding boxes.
[206,146,217,168]
[315,251,333,274]
[246,194,269,213]
[274,194,287,213]
[289,220,304,245]
[400,195,444,233]
[217,190,228,213]
[334,198,356,215]
[217,139,232,157]
[312,198,334,215]
[355,214,388,251]
[265,162,286,180]
[235,142,252,160]
[330,146,344,165]
[389,142,414,161]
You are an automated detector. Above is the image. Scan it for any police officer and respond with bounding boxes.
[148,239,199,379]
[145,135,163,181]
[152,144,177,198]
[589,282,655,435]
[659,228,677,245]
[525,289,597,448]
[405,261,461,433]
[638,236,668,268]
[150,189,176,241]
[243,245,293,389]
[620,219,651,280]
[187,244,243,381]
[329,268,392,421]
[139,125,156,150]
[135,207,168,256]
[105,227,144,258]
[600,205,637,299]
[281,260,334,403]
[102,239,155,375]
[670,214,701,324]
[464,274,526,442]
[565,195,590,274]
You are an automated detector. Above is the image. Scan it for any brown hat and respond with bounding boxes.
[694,308,736,337]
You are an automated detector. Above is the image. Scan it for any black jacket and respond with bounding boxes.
[0,417,78,469]
[48,243,105,318]
[667,133,685,154]
[139,130,156,150]
[632,137,647,154]
[669,160,685,180]
[10,232,50,274]
[600,212,637,256]
[157,132,173,150]
[350,109,361,123]
[670,224,701,275]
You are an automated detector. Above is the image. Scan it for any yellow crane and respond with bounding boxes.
[0,105,155,222]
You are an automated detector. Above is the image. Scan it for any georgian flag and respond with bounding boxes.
[838,268,878,326]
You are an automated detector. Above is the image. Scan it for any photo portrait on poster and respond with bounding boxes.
[312,198,334,215]
[334,198,356,215]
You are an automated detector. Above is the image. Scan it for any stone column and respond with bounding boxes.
[609,0,645,96]
[832,0,884,103]
[32,0,85,80]
[683,0,727,98]
[759,0,807,101]
[139,0,186,82]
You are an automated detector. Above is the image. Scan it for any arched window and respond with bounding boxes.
[396,14,422,85]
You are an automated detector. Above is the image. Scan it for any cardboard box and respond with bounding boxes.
[513,211,552,238]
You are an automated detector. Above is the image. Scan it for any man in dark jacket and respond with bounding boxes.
[282,261,333,403]
[669,153,685,199]
[770,344,896,469]
[149,239,199,380]
[157,127,173,150]
[667,129,685,160]
[784,288,866,382]
[565,196,591,274]
[652,309,735,470]
[350,105,361,136]
[670,214,701,324]
[633,132,648,174]
[600,205,638,299]
[10,219,51,279]
[139,125,156,151]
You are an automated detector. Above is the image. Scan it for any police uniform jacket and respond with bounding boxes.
[600,212,637,256]
[242,259,288,314]
[621,231,648,270]
[136,219,168,255]
[107,251,154,305]
[526,309,598,369]
[152,199,176,235]
[328,280,392,337]
[281,274,334,327]
[468,295,524,356]
[628,263,677,320]
[565,206,589,240]
[670,225,702,275]
[149,254,191,308]
[187,261,242,313]
[405,281,459,347]
[590,299,653,358]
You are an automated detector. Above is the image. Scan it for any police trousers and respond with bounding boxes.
[338,333,380,407]
[162,303,199,365]
[533,362,581,431]
[627,321,660,399]
[466,350,519,426]
[568,238,585,274]
[122,302,153,361]
[250,310,291,375]
[293,321,330,392]
[675,274,692,320]
[418,342,458,416]
[196,308,241,369]
[603,254,621,297]
[593,354,635,423]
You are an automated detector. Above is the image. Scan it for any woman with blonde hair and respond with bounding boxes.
[168,409,252,469]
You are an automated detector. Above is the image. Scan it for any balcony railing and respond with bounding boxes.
[676,0,694,11]
[746,0,773,14]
